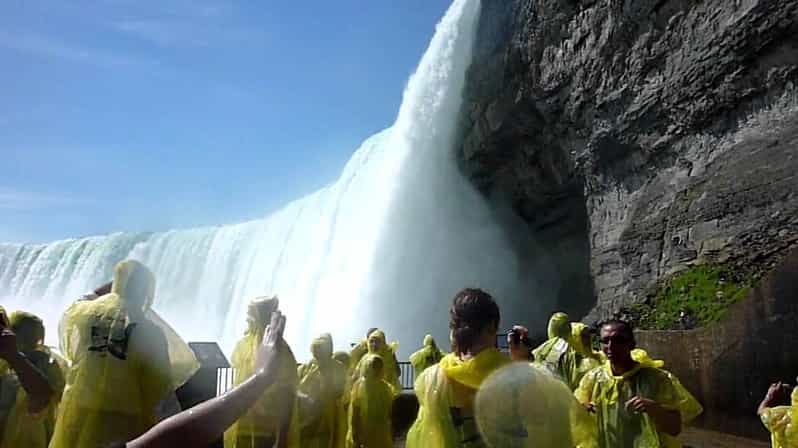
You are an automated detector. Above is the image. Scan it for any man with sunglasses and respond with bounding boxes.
[574,320,683,447]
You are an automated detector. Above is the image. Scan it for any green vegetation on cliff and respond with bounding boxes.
[625,265,752,330]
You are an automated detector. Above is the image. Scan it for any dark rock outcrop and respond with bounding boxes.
[460,0,798,321]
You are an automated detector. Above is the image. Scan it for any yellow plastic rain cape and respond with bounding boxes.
[406,348,510,448]
[353,331,400,395]
[631,349,704,448]
[475,363,596,448]
[571,323,603,388]
[350,340,369,376]
[347,354,393,448]
[225,297,299,448]
[333,351,352,448]
[532,313,579,390]
[409,334,445,381]
[760,387,798,448]
[574,348,702,448]
[298,333,343,448]
[0,312,67,448]
[50,260,199,448]
[0,349,66,448]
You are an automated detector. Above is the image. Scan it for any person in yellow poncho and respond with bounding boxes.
[297,333,344,448]
[226,296,298,448]
[574,320,696,448]
[353,330,400,395]
[332,351,353,448]
[407,288,519,448]
[759,380,798,448]
[50,259,199,448]
[349,328,378,375]
[348,354,393,448]
[409,334,444,381]
[532,312,580,390]
[0,307,56,444]
[0,311,66,448]
[570,322,603,388]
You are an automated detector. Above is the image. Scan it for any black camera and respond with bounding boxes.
[509,328,532,348]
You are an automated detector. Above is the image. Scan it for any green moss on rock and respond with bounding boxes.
[623,265,753,330]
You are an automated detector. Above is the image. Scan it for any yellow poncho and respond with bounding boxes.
[225,297,299,448]
[332,351,352,448]
[761,387,798,448]
[50,260,199,448]
[475,362,596,448]
[354,331,400,395]
[574,350,702,448]
[298,333,342,448]
[0,311,67,448]
[407,348,510,448]
[348,354,393,448]
[571,323,603,388]
[409,334,445,381]
[532,313,579,390]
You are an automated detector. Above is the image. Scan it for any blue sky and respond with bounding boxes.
[0,0,452,243]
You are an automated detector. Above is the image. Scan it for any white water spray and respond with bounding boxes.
[0,0,535,360]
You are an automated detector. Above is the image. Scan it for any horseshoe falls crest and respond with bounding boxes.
[0,0,542,359]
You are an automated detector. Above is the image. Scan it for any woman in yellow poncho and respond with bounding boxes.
[297,333,344,448]
[759,381,798,448]
[50,259,199,448]
[353,330,400,396]
[406,288,512,448]
[0,311,66,448]
[225,296,299,448]
[348,354,393,448]
[409,334,444,381]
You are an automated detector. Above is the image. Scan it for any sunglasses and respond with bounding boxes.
[599,336,632,345]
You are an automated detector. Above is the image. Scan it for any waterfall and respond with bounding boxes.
[1,0,538,360]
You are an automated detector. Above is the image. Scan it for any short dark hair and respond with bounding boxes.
[600,319,634,342]
[366,327,379,337]
[449,288,500,353]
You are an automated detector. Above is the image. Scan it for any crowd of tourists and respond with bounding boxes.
[0,258,793,447]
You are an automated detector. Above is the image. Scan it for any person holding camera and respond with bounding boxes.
[0,307,55,444]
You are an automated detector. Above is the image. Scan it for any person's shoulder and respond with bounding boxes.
[26,349,51,370]
[638,366,671,382]
[761,405,792,431]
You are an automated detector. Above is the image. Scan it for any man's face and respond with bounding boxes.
[600,324,634,363]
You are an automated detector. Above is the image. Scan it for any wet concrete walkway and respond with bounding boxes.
[682,427,769,448]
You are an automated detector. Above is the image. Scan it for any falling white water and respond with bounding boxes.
[0,0,536,360]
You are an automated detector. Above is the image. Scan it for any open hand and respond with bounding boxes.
[254,310,286,379]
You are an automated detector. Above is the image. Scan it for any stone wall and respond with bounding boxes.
[461,0,798,321]
[635,246,798,440]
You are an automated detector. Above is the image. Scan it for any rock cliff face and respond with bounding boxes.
[460,0,798,321]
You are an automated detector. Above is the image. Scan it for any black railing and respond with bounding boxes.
[215,335,518,397]
[398,361,414,391]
